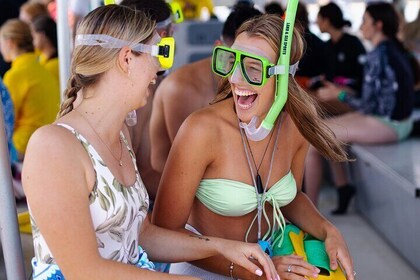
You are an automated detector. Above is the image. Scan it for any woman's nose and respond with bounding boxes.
[229,64,244,84]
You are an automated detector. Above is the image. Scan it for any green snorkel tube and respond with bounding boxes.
[240,0,299,141]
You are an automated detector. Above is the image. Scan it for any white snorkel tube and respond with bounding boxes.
[240,0,299,141]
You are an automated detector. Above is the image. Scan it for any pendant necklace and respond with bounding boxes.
[75,109,124,167]
[239,113,283,241]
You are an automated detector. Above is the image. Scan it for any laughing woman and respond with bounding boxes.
[153,14,355,280]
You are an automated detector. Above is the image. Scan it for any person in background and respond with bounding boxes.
[305,2,418,214]
[150,4,262,173]
[31,15,59,82]
[173,0,215,20]
[401,8,420,101]
[153,13,354,280]
[264,1,284,16]
[294,2,327,92]
[19,1,49,24]
[316,2,366,115]
[0,19,59,160]
[22,5,278,280]
[0,0,26,76]
[0,77,17,164]
[68,0,90,40]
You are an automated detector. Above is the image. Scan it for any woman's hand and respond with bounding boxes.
[272,255,320,280]
[215,239,280,280]
[316,81,341,101]
[324,226,355,280]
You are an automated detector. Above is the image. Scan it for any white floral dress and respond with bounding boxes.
[30,123,154,280]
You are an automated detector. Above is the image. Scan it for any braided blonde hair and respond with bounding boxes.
[58,4,155,117]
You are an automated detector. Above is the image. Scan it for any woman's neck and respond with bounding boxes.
[329,28,344,43]
[371,33,388,47]
[42,44,57,60]
[10,49,28,61]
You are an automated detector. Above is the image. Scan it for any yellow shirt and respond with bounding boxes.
[173,0,214,19]
[39,54,60,83]
[3,52,60,155]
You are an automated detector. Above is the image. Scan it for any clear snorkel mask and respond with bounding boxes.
[212,0,299,141]
[75,33,175,70]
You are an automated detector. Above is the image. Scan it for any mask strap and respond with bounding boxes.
[268,61,299,77]
[156,17,172,29]
[76,33,164,58]
[75,34,130,49]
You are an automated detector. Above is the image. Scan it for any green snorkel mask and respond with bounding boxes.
[238,0,299,141]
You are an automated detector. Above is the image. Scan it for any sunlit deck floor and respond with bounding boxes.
[1,186,420,279]
[319,185,420,280]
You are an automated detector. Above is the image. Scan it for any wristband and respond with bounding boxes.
[338,90,347,102]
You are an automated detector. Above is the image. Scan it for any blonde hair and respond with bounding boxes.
[20,2,49,22]
[212,14,347,162]
[58,5,155,117]
[0,19,34,53]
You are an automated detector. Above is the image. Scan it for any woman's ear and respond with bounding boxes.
[117,46,132,74]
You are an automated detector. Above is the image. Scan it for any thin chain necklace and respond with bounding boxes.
[243,123,276,194]
[75,109,124,167]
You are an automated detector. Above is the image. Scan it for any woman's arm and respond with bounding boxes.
[140,218,278,279]
[281,138,355,280]
[22,125,196,280]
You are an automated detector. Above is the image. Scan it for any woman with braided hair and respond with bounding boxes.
[22,5,279,280]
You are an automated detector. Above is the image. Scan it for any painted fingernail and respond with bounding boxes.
[315,267,321,273]
[255,269,263,276]
[313,273,319,278]
[277,274,281,280]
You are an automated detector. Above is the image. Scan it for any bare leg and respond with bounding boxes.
[328,112,398,213]
[305,112,398,212]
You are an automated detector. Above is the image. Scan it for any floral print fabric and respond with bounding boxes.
[30,123,151,279]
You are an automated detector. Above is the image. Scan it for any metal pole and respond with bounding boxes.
[57,0,71,102]
[0,104,26,280]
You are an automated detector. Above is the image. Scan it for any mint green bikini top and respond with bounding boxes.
[196,170,297,242]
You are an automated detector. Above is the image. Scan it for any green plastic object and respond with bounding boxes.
[262,0,299,131]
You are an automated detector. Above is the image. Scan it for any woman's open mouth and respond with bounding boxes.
[235,89,258,110]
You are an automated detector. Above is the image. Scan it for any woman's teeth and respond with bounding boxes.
[235,89,258,109]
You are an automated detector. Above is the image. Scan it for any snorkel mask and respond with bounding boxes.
[212,0,299,141]
[168,1,184,24]
[74,34,175,69]
[155,1,184,29]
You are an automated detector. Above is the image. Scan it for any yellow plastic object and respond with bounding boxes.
[104,0,115,5]
[169,2,184,23]
[157,37,175,69]
[18,211,32,234]
[289,231,346,280]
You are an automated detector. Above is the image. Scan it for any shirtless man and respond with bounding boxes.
[121,0,175,201]
[150,4,262,173]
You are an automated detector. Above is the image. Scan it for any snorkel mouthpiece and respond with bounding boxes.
[240,0,299,141]
[239,117,273,141]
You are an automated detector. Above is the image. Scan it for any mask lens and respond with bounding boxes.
[242,56,263,85]
[213,48,236,76]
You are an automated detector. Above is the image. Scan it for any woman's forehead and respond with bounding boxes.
[231,33,276,62]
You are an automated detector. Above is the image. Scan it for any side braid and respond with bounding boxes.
[58,73,82,118]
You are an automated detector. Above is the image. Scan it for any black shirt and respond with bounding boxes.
[325,33,366,93]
